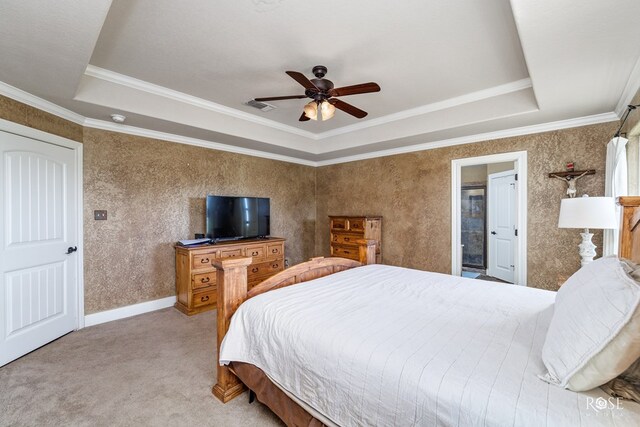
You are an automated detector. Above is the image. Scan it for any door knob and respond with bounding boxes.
[65,246,78,254]
[490,231,497,235]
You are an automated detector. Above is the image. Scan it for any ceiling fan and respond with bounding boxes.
[254,65,381,121]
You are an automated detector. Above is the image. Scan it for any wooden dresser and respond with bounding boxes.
[174,237,285,315]
[329,216,382,263]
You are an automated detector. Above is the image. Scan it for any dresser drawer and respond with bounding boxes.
[220,248,244,258]
[266,243,283,259]
[331,244,360,261]
[176,239,285,316]
[330,217,348,231]
[245,244,266,261]
[192,288,217,308]
[249,259,284,277]
[331,232,360,247]
[248,275,265,290]
[347,218,365,233]
[248,268,284,290]
[192,271,216,290]
[192,252,217,269]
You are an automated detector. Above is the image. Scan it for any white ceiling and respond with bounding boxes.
[0,0,639,163]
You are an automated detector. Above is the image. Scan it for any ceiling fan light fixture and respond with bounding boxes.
[303,101,318,120]
[258,67,379,122]
[320,100,336,121]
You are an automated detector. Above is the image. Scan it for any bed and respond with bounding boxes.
[211,200,640,426]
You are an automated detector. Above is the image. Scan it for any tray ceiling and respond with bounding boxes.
[0,0,639,163]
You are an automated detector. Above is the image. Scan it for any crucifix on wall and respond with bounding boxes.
[548,168,595,198]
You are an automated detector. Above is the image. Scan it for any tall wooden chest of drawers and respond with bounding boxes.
[329,216,382,264]
[174,237,285,315]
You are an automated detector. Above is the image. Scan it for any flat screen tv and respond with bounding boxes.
[205,195,270,240]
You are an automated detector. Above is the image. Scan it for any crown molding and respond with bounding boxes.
[315,112,619,166]
[82,118,316,166]
[0,80,620,168]
[0,81,85,125]
[84,65,318,140]
[615,54,640,117]
[314,78,533,140]
[0,79,315,165]
[84,66,536,143]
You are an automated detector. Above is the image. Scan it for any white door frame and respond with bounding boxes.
[451,151,527,286]
[0,118,84,328]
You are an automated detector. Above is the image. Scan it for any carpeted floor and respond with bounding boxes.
[462,269,511,283]
[0,308,283,427]
[476,274,511,283]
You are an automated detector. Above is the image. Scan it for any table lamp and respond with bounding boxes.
[558,195,618,267]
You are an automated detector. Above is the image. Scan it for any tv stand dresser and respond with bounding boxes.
[174,237,285,315]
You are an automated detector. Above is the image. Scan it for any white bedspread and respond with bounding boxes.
[220,265,640,426]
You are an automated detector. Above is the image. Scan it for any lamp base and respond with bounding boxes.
[578,228,596,267]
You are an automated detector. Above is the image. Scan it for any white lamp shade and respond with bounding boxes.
[558,196,618,229]
[303,101,318,120]
[320,100,336,120]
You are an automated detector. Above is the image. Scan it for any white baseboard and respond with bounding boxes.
[83,296,177,328]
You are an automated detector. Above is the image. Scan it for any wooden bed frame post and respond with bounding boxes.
[618,196,640,260]
[211,256,252,403]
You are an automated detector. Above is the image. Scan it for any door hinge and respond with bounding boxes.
[515,229,518,237]
[515,173,518,181]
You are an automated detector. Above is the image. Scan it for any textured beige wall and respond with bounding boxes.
[461,165,487,184]
[0,94,622,306]
[461,162,514,185]
[83,128,316,313]
[487,161,515,175]
[0,96,316,314]
[316,122,617,290]
[0,95,83,142]
[624,88,640,134]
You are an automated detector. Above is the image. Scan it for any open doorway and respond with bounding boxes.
[452,152,527,286]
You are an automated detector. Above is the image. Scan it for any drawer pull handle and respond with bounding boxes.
[272,249,278,254]
[252,251,259,256]
[343,237,350,242]
[200,295,210,302]
[272,263,279,269]
[352,224,360,228]
[343,250,350,254]
[200,277,210,283]
[200,258,209,264]
[251,267,259,273]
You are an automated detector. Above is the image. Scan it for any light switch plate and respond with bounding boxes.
[94,210,107,220]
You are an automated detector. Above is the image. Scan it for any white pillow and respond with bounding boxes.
[540,256,640,391]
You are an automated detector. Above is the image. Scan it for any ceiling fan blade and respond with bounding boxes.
[299,112,310,121]
[329,82,381,97]
[254,95,307,101]
[286,71,319,90]
[331,99,368,119]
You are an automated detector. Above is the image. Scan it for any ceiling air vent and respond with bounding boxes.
[246,99,276,112]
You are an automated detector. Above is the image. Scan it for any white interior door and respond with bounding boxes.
[0,130,78,366]
[487,170,516,283]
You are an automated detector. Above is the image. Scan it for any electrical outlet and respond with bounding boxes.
[94,210,107,220]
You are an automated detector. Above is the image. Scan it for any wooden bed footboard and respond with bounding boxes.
[212,239,377,403]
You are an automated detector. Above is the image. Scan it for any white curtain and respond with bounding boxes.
[604,136,628,256]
